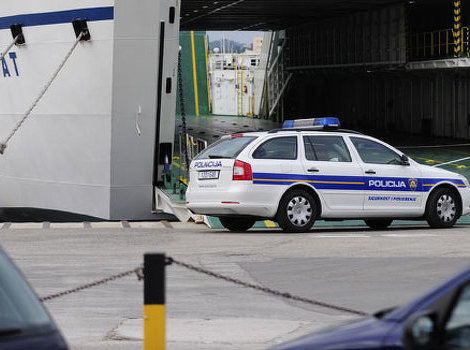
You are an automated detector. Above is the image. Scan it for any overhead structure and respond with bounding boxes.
[181,0,470,141]
[180,0,416,31]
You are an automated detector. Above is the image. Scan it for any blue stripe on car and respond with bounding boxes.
[252,172,465,192]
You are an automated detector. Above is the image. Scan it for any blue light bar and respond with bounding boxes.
[282,117,340,129]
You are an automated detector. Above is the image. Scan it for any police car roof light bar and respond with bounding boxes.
[282,117,340,130]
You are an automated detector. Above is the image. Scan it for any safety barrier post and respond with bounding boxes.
[144,253,166,350]
[454,0,462,57]
[190,31,200,117]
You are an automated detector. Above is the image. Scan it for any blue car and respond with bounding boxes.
[275,266,470,349]
[0,246,67,349]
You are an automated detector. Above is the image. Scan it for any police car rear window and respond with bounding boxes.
[195,136,258,160]
[253,137,297,160]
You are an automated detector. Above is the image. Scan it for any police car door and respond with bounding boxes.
[349,136,423,214]
[250,134,303,206]
[301,134,364,215]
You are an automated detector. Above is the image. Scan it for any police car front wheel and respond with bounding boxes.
[425,188,460,228]
[277,189,317,233]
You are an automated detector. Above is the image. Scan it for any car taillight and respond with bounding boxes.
[233,160,252,181]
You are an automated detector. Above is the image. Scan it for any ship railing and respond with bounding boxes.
[175,132,208,185]
[409,27,470,61]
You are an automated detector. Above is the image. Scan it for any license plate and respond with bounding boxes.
[198,170,219,180]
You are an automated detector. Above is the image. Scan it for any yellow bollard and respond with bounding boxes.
[144,253,166,350]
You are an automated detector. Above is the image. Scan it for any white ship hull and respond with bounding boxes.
[0,0,179,219]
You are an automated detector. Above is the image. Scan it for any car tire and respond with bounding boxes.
[276,189,316,233]
[425,188,460,228]
[219,217,256,232]
[364,219,393,230]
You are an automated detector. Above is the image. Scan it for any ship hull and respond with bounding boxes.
[0,0,179,219]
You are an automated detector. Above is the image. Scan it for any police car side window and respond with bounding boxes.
[253,137,297,160]
[303,136,351,162]
[351,138,402,165]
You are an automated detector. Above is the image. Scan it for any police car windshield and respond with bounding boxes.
[195,136,257,160]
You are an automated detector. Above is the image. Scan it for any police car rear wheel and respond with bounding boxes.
[364,219,393,230]
[219,217,256,232]
[426,188,460,228]
[277,190,316,233]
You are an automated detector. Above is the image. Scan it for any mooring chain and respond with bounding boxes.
[177,49,190,174]
[167,257,369,317]
[39,266,143,302]
[0,31,85,155]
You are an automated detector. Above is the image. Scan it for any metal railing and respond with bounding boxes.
[175,132,208,185]
[409,27,470,61]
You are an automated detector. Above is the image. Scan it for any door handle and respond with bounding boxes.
[308,167,319,173]
[365,170,376,175]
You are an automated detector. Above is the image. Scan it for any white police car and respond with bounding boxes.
[186,118,470,232]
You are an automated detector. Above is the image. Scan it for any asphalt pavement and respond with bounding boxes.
[0,221,469,349]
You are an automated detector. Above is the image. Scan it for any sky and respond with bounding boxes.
[207,31,264,44]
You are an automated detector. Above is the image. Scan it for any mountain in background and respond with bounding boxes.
[208,39,251,53]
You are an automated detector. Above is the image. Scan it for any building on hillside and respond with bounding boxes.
[252,36,264,53]
[208,53,261,116]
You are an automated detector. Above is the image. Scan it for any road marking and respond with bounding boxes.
[90,222,124,229]
[129,222,166,229]
[264,220,277,228]
[381,233,440,238]
[312,234,370,238]
[50,222,85,229]
[9,223,44,229]
[411,156,467,169]
[0,221,205,230]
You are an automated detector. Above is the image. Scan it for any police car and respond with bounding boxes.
[186,118,470,232]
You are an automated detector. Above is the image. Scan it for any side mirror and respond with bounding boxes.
[403,311,438,349]
[401,154,410,166]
